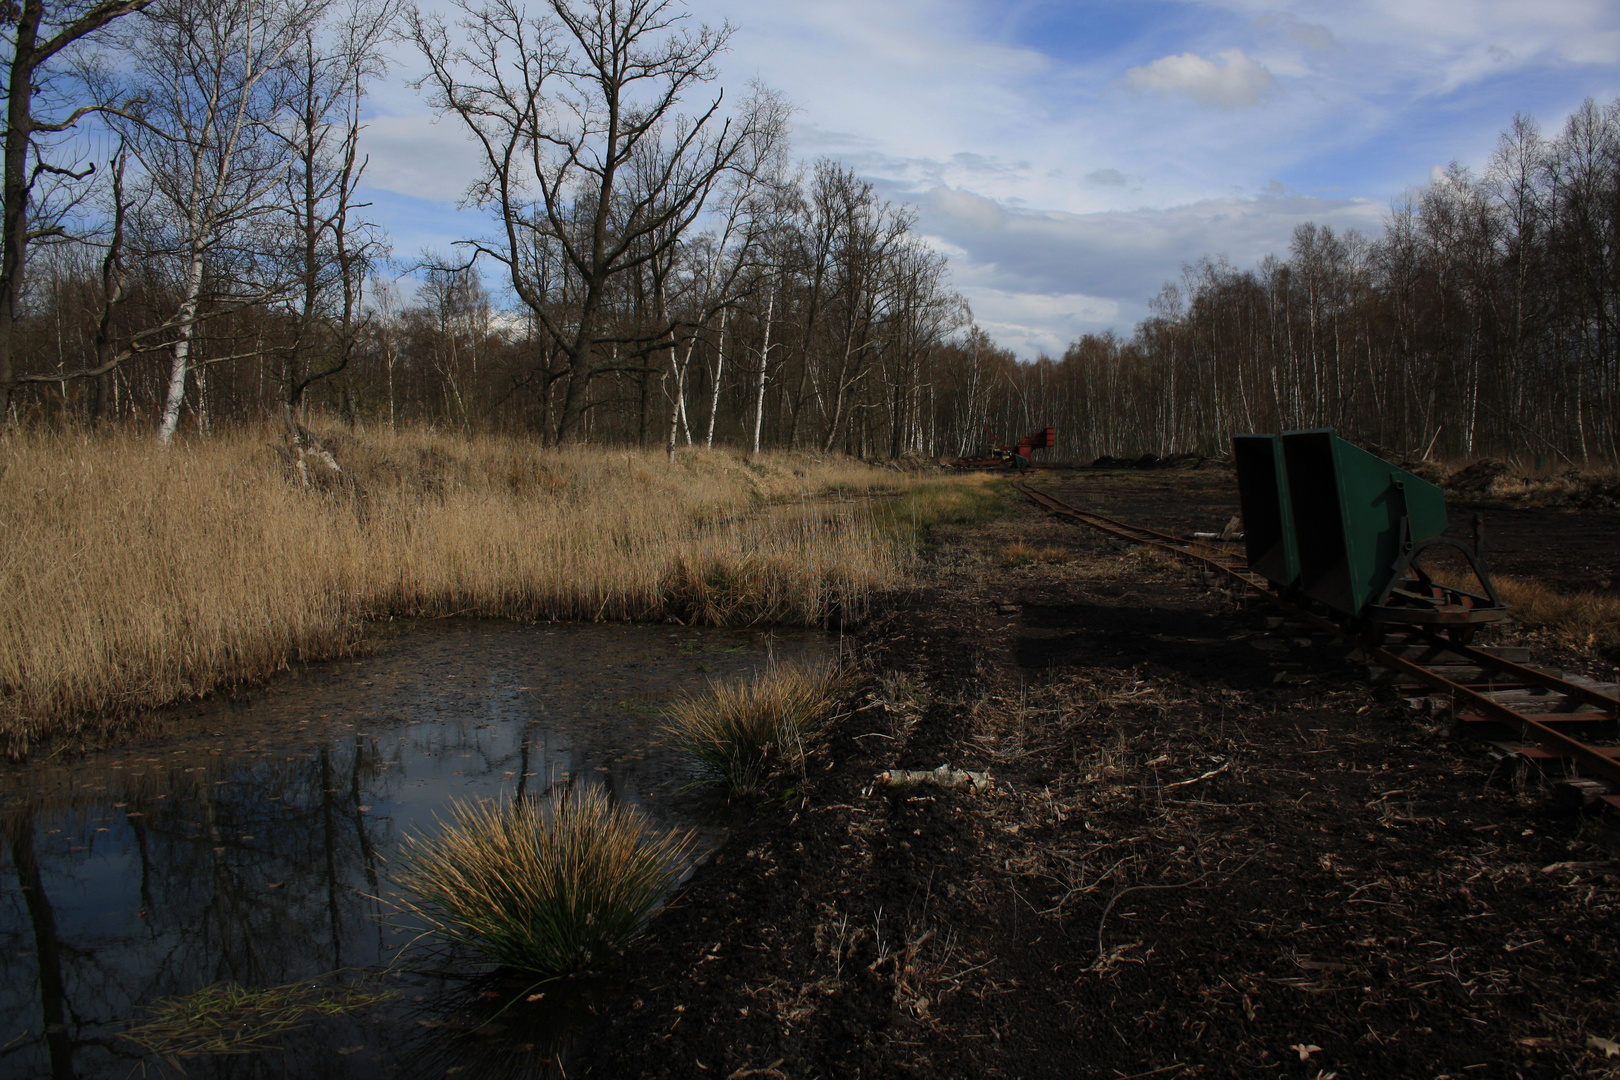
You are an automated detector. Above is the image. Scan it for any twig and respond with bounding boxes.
[1093,854,1258,964]
[1161,760,1230,790]
[1112,1064,1191,1080]
[1096,874,1211,961]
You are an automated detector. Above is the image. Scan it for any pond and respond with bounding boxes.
[0,620,833,1079]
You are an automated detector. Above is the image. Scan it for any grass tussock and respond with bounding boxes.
[393,787,693,975]
[661,662,849,794]
[1002,541,1038,566]
[0,425,927,754]
[1491,575,1620,656]
[119,978,387,1065]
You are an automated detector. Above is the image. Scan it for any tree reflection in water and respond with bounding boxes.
[0,620,828,1079]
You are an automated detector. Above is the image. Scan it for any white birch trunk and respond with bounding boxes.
[705,308,728,448]
[158,248,208,444]
[750,293,773,455]
[666,334,697,459]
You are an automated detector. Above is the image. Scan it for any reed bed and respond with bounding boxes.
[0,426,915,754]
[661,661,850,793]
[392,787,694,974]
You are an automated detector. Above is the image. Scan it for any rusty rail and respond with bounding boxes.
[1014,479,1620,806]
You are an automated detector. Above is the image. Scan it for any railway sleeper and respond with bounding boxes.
[1486,744,1620,810]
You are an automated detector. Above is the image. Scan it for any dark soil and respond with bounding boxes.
[1444,503,1620,598]
[569,471,1620,1080]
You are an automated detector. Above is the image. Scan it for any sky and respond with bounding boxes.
[354,0,1620,359]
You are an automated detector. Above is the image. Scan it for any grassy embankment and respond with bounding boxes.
[0,424,1006,756]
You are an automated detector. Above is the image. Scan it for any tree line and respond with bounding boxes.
[1033,99,1620,464]
[1,0,995,457]
[6,0,1617,463]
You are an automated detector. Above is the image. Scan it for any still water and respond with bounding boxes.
[0,620,831,1079]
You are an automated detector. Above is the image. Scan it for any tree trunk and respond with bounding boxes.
[750,292,773,455]
[705,308,728,448]
[158,247,207,444]
[0,0,43,421]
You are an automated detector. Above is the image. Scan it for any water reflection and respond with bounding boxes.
[0,621,828,1079]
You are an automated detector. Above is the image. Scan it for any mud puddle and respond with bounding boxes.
[0,620,832,1079]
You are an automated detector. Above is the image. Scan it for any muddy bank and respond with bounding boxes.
[572,472,1620,1080]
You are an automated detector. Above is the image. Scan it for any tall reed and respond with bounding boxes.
[392,787,693,974]
[0,426,912,754]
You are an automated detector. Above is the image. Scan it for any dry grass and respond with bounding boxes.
[1474,470,1620,508]
[1001,542,1069,567]
[0,425,919,755]
[393,786,694,975]
[1001,541,1038,567]
[1491,575,1620,655]
[661,661,849,794]
[119,977,387,1066]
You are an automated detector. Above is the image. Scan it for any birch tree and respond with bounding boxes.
[118,0,323,442]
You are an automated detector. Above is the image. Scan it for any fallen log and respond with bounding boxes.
[877,765,993,794]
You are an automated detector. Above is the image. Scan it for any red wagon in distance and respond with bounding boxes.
[954,426,1056,470]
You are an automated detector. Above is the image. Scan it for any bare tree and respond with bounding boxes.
[274,0,393,435]
[409,0,767,443]
[0,0,152,419]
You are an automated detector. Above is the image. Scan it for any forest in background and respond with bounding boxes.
[1014,99,1620,466]
[3,0,1618,462]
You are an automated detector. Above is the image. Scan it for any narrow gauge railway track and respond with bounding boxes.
[1013,479,1620,809]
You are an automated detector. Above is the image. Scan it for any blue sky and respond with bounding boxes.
[356,0,1620,357]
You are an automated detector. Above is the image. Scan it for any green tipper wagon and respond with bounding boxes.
[1233,429,1505,637]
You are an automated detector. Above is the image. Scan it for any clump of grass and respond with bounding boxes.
[662,662,848,793]
[1002,542,1037,566]
[1492,575,1620,655]
[1002,542,1072,567]
[119,977,387,1066]
[394,787,693,975]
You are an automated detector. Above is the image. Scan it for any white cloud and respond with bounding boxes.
[1198,0,1620,90]
[964,288,1122,359]
[360,112,484,203]
[903,182,1388,353]
[1122,48,1277,108]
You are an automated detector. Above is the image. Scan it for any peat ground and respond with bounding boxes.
[572,468,1620,1080]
